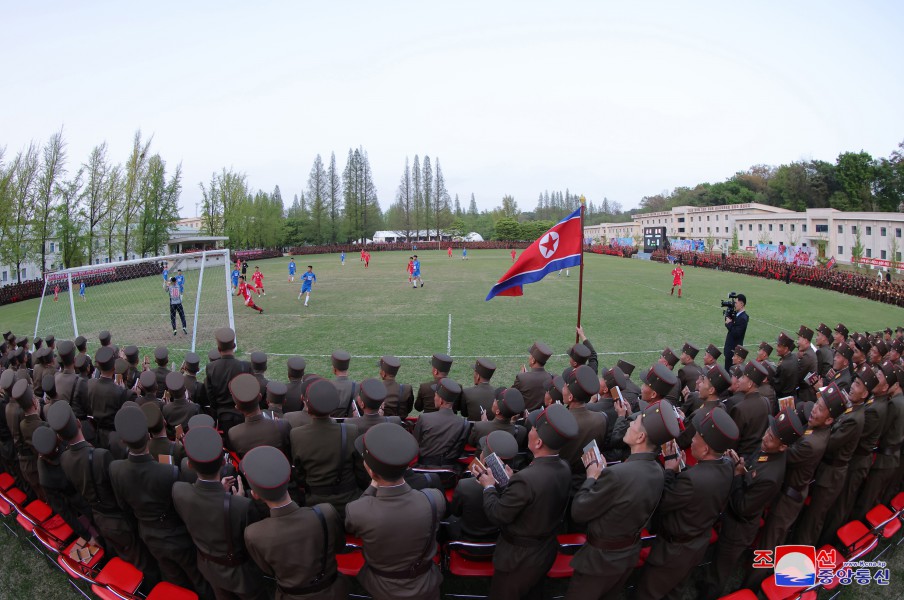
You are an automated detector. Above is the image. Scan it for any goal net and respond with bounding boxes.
[34,249,235,357]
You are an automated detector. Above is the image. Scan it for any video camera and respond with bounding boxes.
[721,292,739,319]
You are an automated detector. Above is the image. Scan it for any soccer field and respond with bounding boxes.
[1,249,901,386]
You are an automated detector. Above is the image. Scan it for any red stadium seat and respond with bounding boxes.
[835,520,879,560]
[890,491,904,513]
[146,581,199,600]
[337,535,365,577]
[92,557,144,600]
[546,552,574,578]
[446,541,496,577]
[16,499,52,534]
[33,516,74,553]
[0,472,16,491]
[57,539,104,579]
[816,544,844,591]
[865,504,902,539]
[760,574,808,600]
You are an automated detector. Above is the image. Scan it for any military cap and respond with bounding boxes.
[729,364,744,379]
[681,343,699,360]
[567,365,599,403]
[74,354,91,371]
[637,400,681,446]
[852,335,871,354]
[114,358,129,376]
[45,335,55,347]
[183,352,200,373]
[529,342,553,365]
[534,403,578,450]
[734,345,749,360]
[705,365,732,395]
[692,408,739,453]
[95,346,116,371]
[855,365,880,393]
[759,342,774,356]
[184,426,224,469]
[287,356,307,378]
[432,378,462,405]
[816,324,833,341]
[74,335,87,351]
[250,351,268,370]
[474,358,497,381]
[57,340,75,362]
[641,363,679,399]
[479,430,519,461]
[266,381,287,405]
[355,422,418,480]
[98,331,112,345]
[187,413,216,430]
[777,332,795,349]
[141,402,165,433]
[139,370,157,391]
[743,361,769,386]
[547,376,566,403]
[562,366,577,385]
[797,326,814,342]
[892,338,904,354]
[331,350,351,371]
[358,378,387,410]
[617,360,636,376]
[885,327,894,335]
[660,348,679,369]
[166,372,186,397]
[124,346,140,363]
[0,369,14,393]
[306,379,340,416]
[603,367,628,393]
[208,349,220,363]
[230,373,261,406]
[769,406,804,446]
[820,383,848,419]
[153,346,168,363]
[431,353,453,373]
[47,402,79,440]
[495,387,525,417]
[115,406,149,446]
[835,323,849,338]
[568,344,591,365]
[42,374,57,398]
[16,336,27,347]
[836,343,854,362]
[1,330,10,341]
[377,355,399,376]
[32,426,59,456]
[215,327,236,346]
[762,360,777,379]
[879,360,898,387]
[11,380,34,410]
[242,445,292,501]
[34,337,44,350]
[705,344,722,360]
[874,339,889,356]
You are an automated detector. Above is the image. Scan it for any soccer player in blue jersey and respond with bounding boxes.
[340,251,346,266]
[175,269,185,294]
[411,255,423,288]
[162,264,169,290]
[79,281,87,301]
[298,266,316,306]
[461,248,468,260]
[288,259,296,282]
[231,266,241,292]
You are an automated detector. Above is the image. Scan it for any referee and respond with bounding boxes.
[167,276,188,336]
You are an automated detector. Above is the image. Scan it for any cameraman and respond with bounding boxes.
[723,293,748,369]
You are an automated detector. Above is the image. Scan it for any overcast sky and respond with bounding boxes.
[5,1,903,217]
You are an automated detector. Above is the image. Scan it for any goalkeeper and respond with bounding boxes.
[167,276,188,335]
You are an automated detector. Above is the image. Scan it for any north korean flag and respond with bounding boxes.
[486,207,583,300]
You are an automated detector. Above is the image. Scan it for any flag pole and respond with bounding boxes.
[576,195,586,344]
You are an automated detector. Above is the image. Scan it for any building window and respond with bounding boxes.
[1,271,6,282]
[20,268,26,279]
[749,240,753,247]
[881,227,887,236]
[802,224,807,232]
[49,242,55,252]
[707,227,711,232]
[866,226,872,235]
[779,224,784,231]
[768,224,773,231]
[838,246,844,255]
[881,250,887,259]
[791,224,795,231]
[851,225,857,234]
[898,252,902,262]
[707,216,710,221]
[748,224,753,231]
[738,225,743,231]
[897,228,902,238]
[815,224,828,233]
[678,217,685,223]
[866,249,872,258]
[838,225,843,234]
[758,224,763,231]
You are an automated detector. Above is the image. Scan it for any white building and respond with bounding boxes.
[584,203,904,268]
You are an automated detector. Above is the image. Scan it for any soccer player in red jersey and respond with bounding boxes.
[447,246,453,258]
[407,257,414,284]
[510,249,517,262]
[671,262,685,297]
[364,251,370,268]
[251,266,265,296]
[235,276,264,313]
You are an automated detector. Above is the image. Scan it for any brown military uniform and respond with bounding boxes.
[774,353,799,400]
[381,378,413,418]
[228,413,291,458]
[414,380,441,414]
[460,382,496,421]
[468,418,527,450]
[345,413,402,436]
[412,408,470,466]
[290,419,364,516]
[729,391,770,461]
[796,346,818,405]
[559,405,609,492]
[512,368,553,411]
[87,377,132,448]
[204,355,253,434]
[330,376,357,418]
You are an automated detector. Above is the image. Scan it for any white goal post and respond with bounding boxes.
[34,249,235,354]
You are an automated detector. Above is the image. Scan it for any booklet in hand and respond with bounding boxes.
[582,439,603,468]
[483,452,510,487]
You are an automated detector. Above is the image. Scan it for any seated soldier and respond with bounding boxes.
[227,373,291,458]
[262,380,287,420]
[413,378,471,467]
[162,372,200,437]
[142,402,186,466]
[346,378,402,434]
[468,387,527,449]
